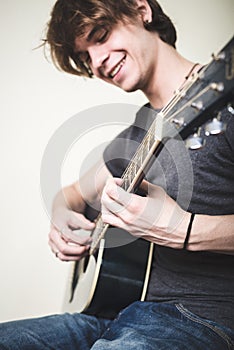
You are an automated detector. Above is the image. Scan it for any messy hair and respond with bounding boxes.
[45,0,177,77]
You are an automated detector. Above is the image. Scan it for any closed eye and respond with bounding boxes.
[77,28,109,64]
[88,26,110,45]
[95,29,109,44]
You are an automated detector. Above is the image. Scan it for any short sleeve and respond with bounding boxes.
[103,103,158,177]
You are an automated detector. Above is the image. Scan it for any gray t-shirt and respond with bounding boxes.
[103,103,234,330]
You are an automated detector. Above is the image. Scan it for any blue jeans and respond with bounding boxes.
[0,302,234,349]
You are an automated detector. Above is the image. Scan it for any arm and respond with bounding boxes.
[187,214,234,254]
[101,178,234,254]
[48,160,111,261]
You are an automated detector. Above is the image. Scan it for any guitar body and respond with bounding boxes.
[63,228,154,319]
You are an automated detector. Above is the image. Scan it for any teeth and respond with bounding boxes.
[109,58,125,78]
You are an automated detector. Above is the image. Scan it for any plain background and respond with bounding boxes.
[0,0,233,322]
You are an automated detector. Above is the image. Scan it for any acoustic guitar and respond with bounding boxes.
[63,36,234,319]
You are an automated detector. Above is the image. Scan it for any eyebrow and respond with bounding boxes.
[74,25,105,53]
[87,27,97,42]
[86,25,104,42]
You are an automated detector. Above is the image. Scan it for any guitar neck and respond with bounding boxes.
[121,119,162,192]
[89,35,234,255]
[89,119,164,255]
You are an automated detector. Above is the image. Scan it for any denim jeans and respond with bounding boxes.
[0,302,234,350]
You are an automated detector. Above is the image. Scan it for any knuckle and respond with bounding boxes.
[123,212,134,225]
[59,254,69,262]
[49,229,61,242]
[59,244,69,255]
[128,199,141,215]
[101,192,107,205]
[56,238,69,253]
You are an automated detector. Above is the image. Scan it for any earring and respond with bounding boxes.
[144,19,152,25]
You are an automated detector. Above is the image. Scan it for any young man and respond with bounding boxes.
[0,0,233,349]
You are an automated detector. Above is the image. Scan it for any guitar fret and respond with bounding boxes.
[90,108,180,252]
[67,38,233,319]
[90,123,159,253]
[90,36,234,253]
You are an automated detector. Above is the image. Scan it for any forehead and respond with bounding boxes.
[74,18,137,52]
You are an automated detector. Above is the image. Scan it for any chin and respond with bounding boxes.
[119,82,139,93]
[112,75,140,93]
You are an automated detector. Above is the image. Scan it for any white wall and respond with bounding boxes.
[0,0,233,322]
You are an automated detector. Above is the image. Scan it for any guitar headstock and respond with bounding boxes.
[159,36,234,148]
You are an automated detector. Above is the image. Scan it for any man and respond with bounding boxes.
[0,0,233,349]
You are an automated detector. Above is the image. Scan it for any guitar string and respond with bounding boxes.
[90,70,205,249]
[120,70,204,181]
[90,61,221,251]
[121,81,217,187]
[120,66,208,173]
[121,60,219,182]
[90,79,197,249]
[124,60,215,178]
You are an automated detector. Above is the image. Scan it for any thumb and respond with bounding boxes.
[68,212,95,231]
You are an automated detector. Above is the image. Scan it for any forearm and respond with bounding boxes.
[52,160,111,216]
[187,214,234,254]
[101,179,234,253]
[52,183,86,214]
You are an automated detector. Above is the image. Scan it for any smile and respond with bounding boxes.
[109,57,126,78]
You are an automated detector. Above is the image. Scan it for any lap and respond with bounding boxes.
[1,302,233,350]
[92,302,234,350]
[0,312,109,350]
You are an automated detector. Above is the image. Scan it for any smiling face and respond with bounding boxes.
[74,17,159,94]
[46,0,177,87]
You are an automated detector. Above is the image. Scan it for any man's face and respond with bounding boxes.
[74,18,158,93]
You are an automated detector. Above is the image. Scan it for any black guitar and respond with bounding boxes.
[63,36,234,319]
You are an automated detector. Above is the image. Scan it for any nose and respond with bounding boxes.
[89,46,109,72]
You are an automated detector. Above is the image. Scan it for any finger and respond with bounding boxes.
[106,177,123,187]
[102,184,144,225]
[48,229,63,256]
[104,180,132,208]
[68,212,95,231]
[101,190,124,215]
[53,243,90,261]
[60,226,92,245]
[53,247,89,262]
[48,235,60,256]
[101,206,127,229]
[49,228,90,259]
[141,180,166,199]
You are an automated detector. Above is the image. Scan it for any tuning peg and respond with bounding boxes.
[211,51,226,61]
[227,103,234,115]
[185,127,205,150]
[205,112,226,136]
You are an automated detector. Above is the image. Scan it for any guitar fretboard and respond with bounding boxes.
[89,35,234,254]
[89,74,201,254]
[89,118,161,254]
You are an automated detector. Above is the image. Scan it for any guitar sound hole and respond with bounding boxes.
[83,256,89,273]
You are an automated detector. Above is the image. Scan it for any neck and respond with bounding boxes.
[143,41,202,109]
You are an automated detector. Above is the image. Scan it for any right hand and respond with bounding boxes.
[48,207,95,261]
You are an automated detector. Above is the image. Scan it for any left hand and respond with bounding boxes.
[101,178,191,249]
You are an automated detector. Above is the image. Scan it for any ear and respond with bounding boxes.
[135,0,153,23]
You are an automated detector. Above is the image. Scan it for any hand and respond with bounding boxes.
[101,178,191,249]
[48,207,95,261]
